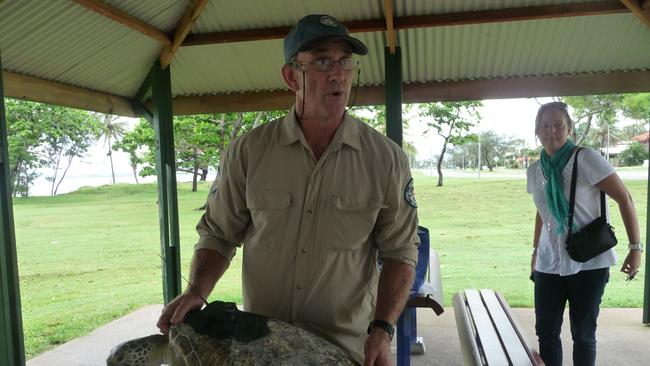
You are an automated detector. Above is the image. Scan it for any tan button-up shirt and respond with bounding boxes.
[196,109,419,363]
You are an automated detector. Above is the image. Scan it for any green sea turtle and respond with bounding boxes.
[106,301,356,366]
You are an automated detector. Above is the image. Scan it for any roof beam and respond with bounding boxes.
[402,71,650,102]
[72,0,171,46]
[384,0,397,54]
[619,0,650,28]
[183,1,628,46]
[159,0,209,69]
[166,71,650,114]
[3,71,137,117]
[165,90,295,115]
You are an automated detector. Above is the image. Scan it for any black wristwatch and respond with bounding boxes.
[367,320,395,341]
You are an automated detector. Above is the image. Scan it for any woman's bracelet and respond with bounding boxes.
[629,242,644,252]
[532,246,538,256]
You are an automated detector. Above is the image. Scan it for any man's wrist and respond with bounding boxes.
[367,320,394,342]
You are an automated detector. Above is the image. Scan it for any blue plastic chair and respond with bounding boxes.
[396,226,444,366]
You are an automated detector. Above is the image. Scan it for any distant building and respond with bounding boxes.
[599,132,649,166]
[600,143,629,166]
[631,132,650,152]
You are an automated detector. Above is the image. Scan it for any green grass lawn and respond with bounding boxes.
[13,174,647,358]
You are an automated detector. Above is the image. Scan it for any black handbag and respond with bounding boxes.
[565,148,617,262]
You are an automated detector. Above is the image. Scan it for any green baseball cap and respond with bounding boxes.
[284,14,368,63]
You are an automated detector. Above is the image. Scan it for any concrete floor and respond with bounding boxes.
[27,305,650,366]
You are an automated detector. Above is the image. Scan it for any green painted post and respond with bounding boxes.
[385,47,403,147]
[151,61,182,303]
[0,51,26,366]
[643,158,650,324]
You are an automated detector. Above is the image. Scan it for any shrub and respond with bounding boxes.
[618,141,648,166]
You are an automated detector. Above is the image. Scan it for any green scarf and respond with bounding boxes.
[539,140,575,233]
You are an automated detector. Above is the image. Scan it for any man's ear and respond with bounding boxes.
[282,64,300,93]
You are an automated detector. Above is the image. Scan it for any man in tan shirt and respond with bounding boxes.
[157,14,419,366]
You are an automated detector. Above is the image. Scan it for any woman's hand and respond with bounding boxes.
[620,250,642,279]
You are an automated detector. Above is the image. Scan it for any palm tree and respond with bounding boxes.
[98,114,128,184]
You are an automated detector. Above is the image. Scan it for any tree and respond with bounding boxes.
[112,121,151,183]
[418,101,482,186]
[5,99,101,196]
[41,107,101,195]
[350,104,413,134]
[562,95,624,150]
[475,132,527,171]
[96,113,128,184]
[350,104,417,163]
[618,141,648,167]
[619,93,650,142]
[448,144,476,170]
[175,111,283,191]
[116,111,283,192]
[621,93,650,125]
[5,99,46,196]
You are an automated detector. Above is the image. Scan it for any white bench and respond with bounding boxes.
[453,289,540,366]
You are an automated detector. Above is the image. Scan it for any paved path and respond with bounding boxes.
[27,305,649,366]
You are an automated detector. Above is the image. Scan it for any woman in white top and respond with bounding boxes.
[526,102,642,366]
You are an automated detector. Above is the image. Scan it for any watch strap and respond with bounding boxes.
[367,319,394,341]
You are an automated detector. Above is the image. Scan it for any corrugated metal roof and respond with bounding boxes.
[1,0,161,96]
[395,0,599,15]
[193,0,382,33]
[173,11,650,96]
[398,13,650,83]
[104,0,187,33]
[1,0,650,103]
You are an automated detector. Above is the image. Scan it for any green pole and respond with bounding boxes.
[643,160,650,324]
[151,61,182,303]
[385,46,403,147]
[0,50,26,366]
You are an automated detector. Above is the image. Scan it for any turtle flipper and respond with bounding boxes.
[106,334,169,366]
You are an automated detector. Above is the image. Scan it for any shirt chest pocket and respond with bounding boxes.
[321,195,386,251]
[246,192,292,248]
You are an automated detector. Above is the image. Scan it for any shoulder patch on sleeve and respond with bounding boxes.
[404,178,417,208]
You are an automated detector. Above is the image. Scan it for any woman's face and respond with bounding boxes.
[537,108,571,156]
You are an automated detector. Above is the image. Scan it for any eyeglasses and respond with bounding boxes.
[291,58,359,72]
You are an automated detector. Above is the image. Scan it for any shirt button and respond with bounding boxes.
[296,285,302,290]
[301,248,307,254]
[307,209,313,214]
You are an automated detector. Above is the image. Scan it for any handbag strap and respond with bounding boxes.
[567,147,606,235]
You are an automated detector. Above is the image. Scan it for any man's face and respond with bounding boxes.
[289,40,355,120]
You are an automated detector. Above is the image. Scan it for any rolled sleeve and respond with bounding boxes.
[373,151,419,267]
[195,140,250,263]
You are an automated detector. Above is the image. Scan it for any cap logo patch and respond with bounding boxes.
[320,15,338,27]
[404,178,417,208]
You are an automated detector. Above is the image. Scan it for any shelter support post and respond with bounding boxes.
[385,47,403,147]
[0,50,26,366]
[151,61,182,303]
[643,160,650,324]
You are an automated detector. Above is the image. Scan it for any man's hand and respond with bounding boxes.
[156,291,205,335]
[363,328,392,366]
